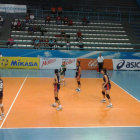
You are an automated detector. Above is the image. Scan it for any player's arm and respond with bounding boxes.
[53,75,58,85]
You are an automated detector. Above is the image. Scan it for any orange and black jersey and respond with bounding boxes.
[75,65,81,78]
[103,74,111,90]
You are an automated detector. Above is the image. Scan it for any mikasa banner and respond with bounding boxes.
[113,59,140,70]
[0,4,27,13]
[40,58,77,69]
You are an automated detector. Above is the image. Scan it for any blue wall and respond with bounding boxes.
[0,48,140,59]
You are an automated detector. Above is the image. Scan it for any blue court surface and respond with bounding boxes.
[0,69,140,140]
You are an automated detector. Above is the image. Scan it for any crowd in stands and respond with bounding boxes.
[10,8,89,49]
[0,16,4,26]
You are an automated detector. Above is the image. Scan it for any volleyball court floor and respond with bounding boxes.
[0,69,140,140]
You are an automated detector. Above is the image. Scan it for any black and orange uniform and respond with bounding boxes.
[103,73,111,90]
[75,65,81,78]
[54,74,60,92]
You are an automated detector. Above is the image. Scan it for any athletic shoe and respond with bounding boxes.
[76,88,80,92]
[51,103,57,108]
[1,113,4,117]
[56,106,62,111]
[101,99,106,103]
[0,116,2,120]
[106,104,112,108]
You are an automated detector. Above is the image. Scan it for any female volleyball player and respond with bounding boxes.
[60,61,66,86]
[75,60,81,92]
[51,69,62,111]
[101,69,112,108]
[0,76,4,120]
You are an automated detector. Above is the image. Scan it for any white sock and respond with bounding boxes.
[59,105,62,108]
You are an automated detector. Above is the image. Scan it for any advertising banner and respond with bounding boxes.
[0,4,27,13]
[40,58,76,69]
[77,58,113,70]
[0,57,39,69]
[113,59,140,70]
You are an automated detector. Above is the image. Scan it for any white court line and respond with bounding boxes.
[1,126,140,129]
[111,80,140,103]
[0,74,28,128]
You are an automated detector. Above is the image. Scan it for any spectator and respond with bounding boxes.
[54,39,57,49]
[68,19,73,26]
[57,7,63,16]
[34,38,40,49]
[97,53,104,73]
[7,38,15,47]
[17,20,21,30]
[45,15,51,24]
[63,16,68,25]
[66,41,70,50]
[0,16,4,26]
[11,20,17,30]
[45,38,49,47]
[21,21,26,31]
[78,40,84,49]
[76,29,82,41]
[30,14,35,23]
[28,26,34,35]
[51,7,56,17]
[40,38,45,47]
[26,14,30,23]
[49,39,54,49]
[56,16,62,25]
[82,17,88,26]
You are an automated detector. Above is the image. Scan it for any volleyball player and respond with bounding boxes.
[101,69,112,108]
[75,60,81,92]
[0,75,4,120]
[60,61,66,86]
[51,69,62,111]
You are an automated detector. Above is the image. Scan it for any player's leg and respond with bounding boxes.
[76,76,81,92]
[51,84,58,107]
[60,75,65,86]
[101,88,106,103]
[0,98,4,120]
[106,85,112,108]
[56,90,62,111]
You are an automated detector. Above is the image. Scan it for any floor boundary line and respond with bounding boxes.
[111,80,140,103]
[1,126,140,129]
[0,73,28,128]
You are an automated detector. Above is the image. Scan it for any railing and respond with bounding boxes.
[0,7,140,23]
[27,9,140,23]
[0,40,140,51]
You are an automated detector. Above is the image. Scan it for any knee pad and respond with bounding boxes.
[0,104,3,107]
[77,81,81,85]
[106,94,110,99]
[102,91,105,96]
[55,97,59,101]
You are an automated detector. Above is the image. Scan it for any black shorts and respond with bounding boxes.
[54,84,60,92]
[60,71,65,76]
[0,91,3,99]
[75,72,81,78]
[104,83,111,90]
